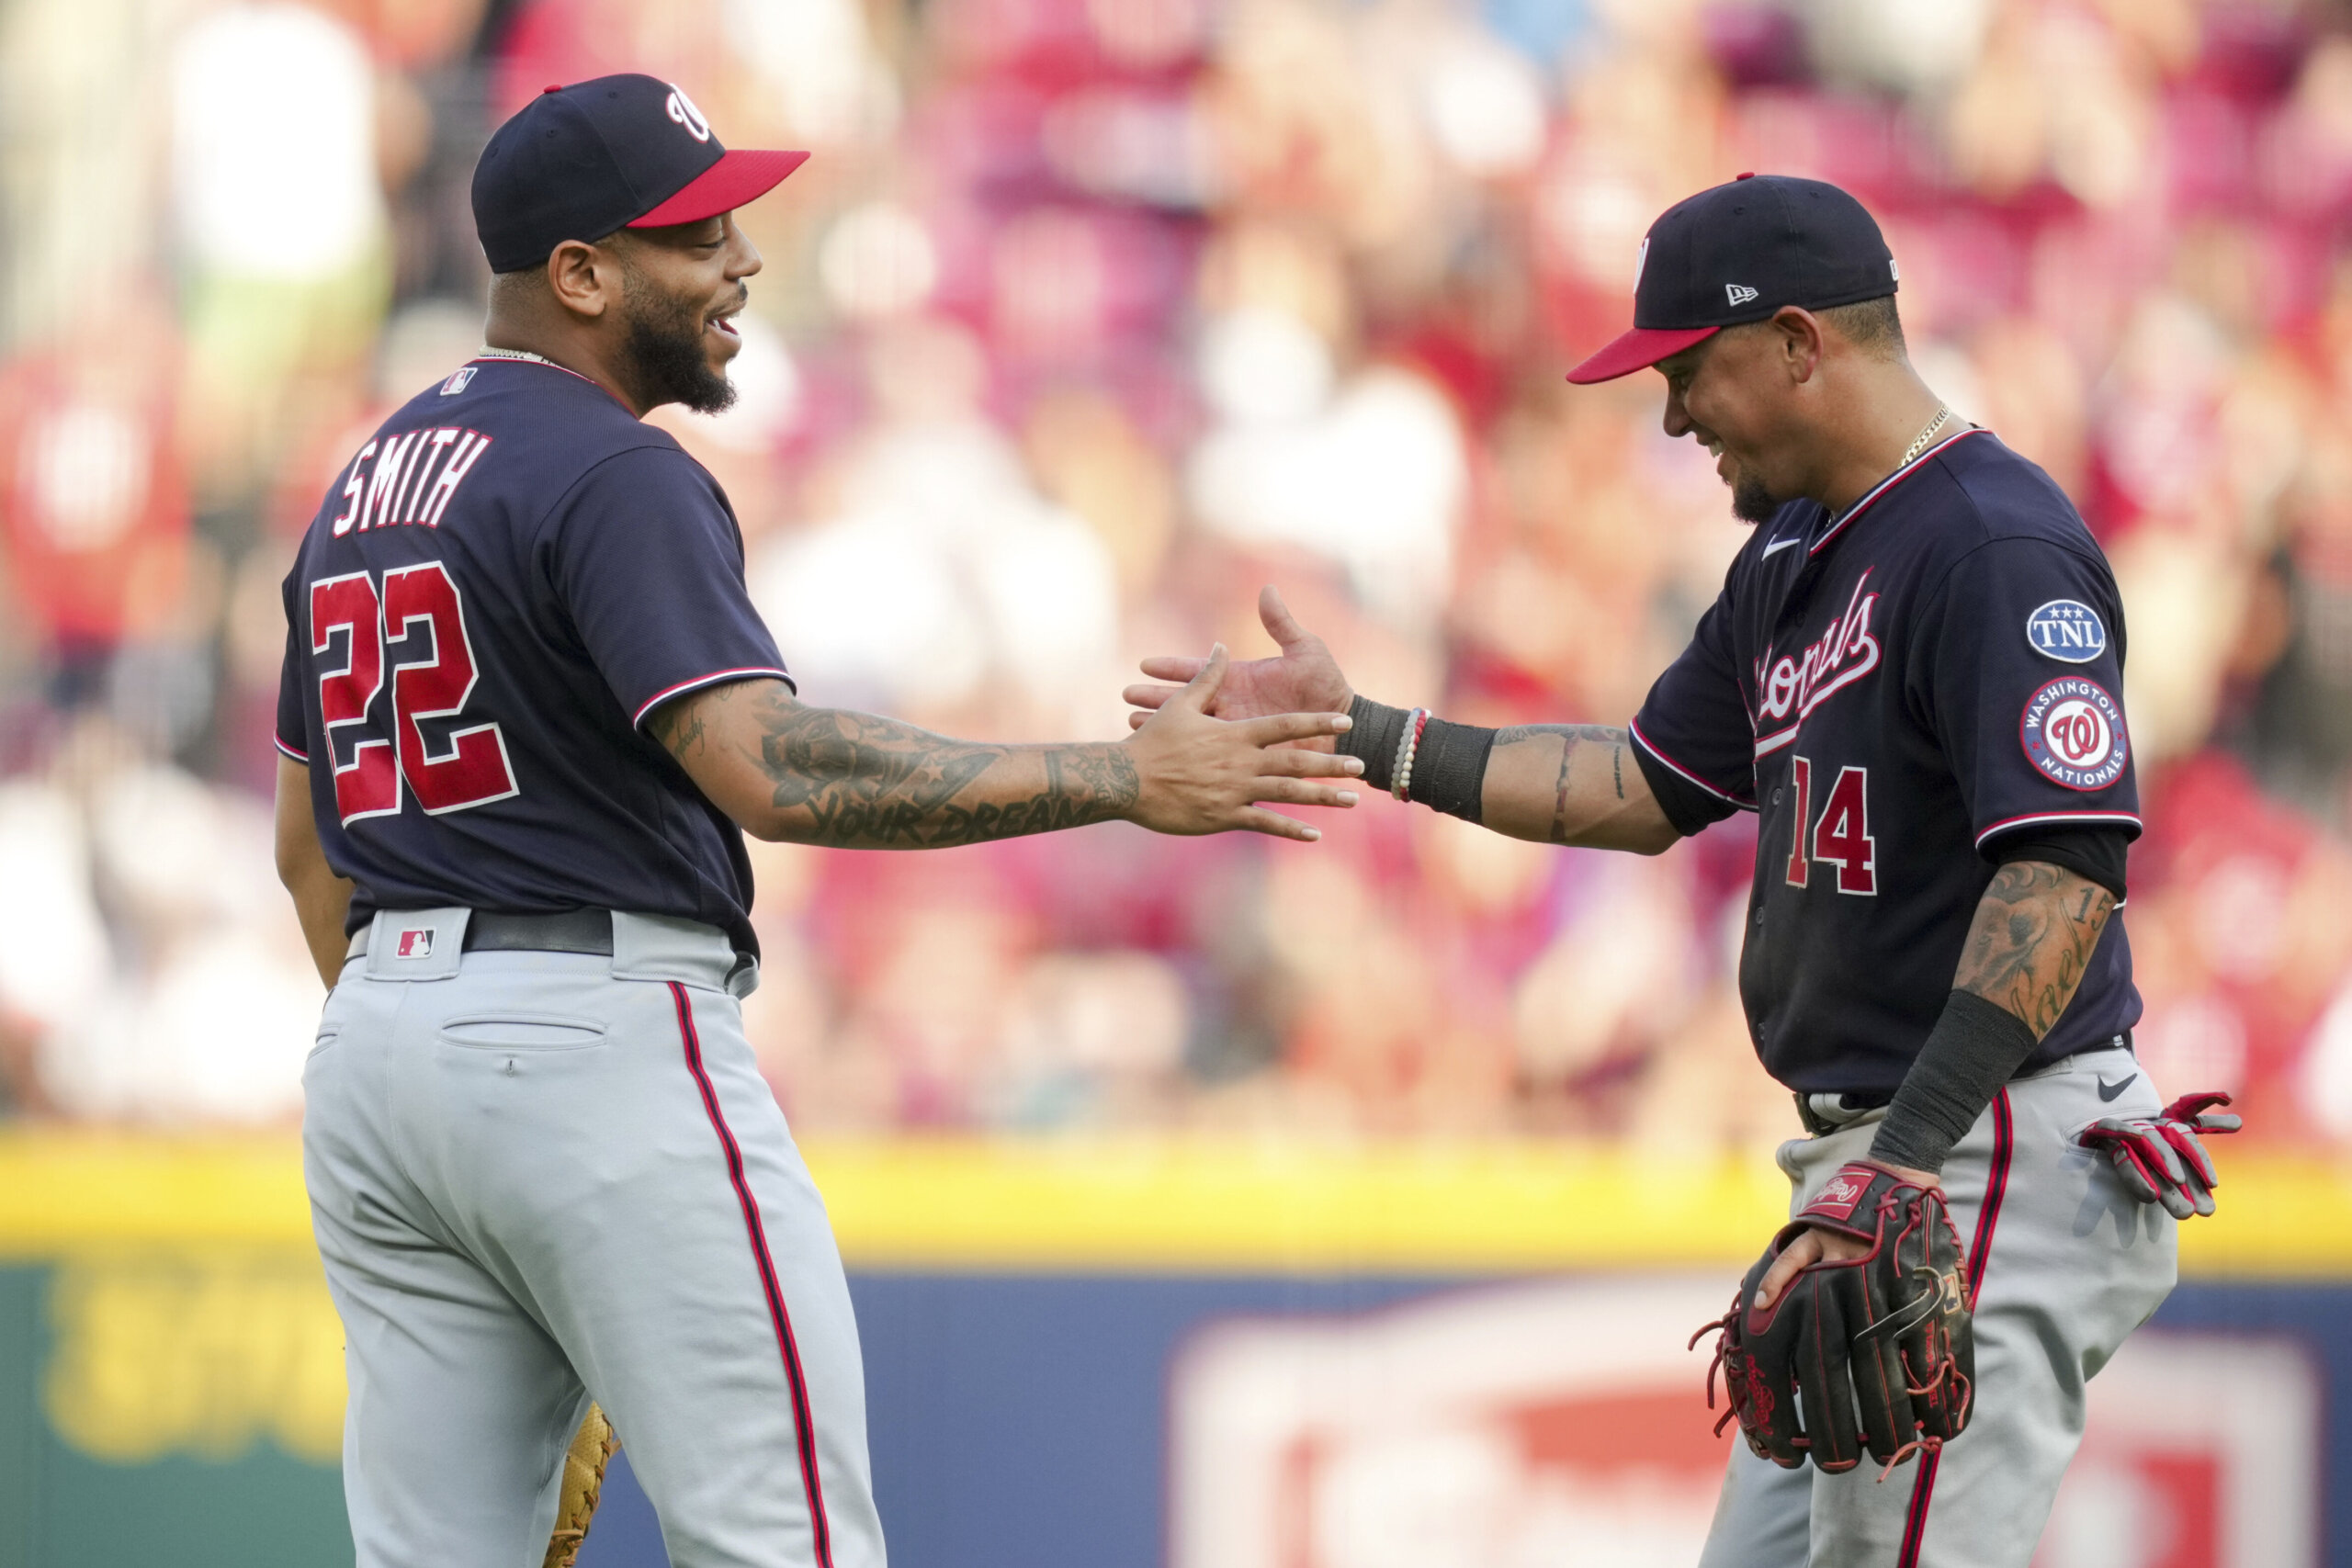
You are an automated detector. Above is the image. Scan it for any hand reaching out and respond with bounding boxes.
[1125,587,1354,751]
[1122,641,1364,841]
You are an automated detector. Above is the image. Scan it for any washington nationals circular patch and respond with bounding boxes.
[2021,676,2129,791]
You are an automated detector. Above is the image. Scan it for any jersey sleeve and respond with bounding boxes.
[542,444,793,728]
[275,573,310,762]
[1630,583,1758,836]
[1913,536,2141,852]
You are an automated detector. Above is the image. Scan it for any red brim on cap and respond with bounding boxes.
[1565,324,1720,384]
[629,149,812,228]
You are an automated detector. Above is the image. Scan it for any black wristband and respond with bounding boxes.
[1407,717,1497,824]
[1334,697,1498,822]
[1336,694,1408,793]
[1868,989,2041,1174]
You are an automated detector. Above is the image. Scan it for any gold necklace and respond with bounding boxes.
[1901,405,1953,468]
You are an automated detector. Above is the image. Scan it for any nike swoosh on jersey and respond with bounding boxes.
[2096,1073,2139,1101]
[1759,535,1803,558]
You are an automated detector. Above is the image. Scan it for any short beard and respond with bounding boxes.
[1730,468,1780,525]
[617,264,738,416]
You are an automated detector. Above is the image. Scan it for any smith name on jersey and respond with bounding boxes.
[1628,429,2143,1096]
[277,355,793,957]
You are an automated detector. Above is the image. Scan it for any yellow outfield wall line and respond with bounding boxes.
[0,1131,2343,1277]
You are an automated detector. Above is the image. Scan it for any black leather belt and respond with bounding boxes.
[1792,1032,2134,1137]
[349,908,615,958]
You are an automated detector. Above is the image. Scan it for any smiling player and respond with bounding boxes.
[1127,175,2238,1567]
[273,75,1363,1568]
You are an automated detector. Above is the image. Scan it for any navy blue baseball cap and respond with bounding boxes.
[1566,174,1899,384]
[472,74,809,274]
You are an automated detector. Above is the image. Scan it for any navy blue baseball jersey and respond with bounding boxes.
[1630,428,2141,1094]
[276,353,791,955]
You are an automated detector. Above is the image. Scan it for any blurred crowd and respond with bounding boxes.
[3,0,2351,1150]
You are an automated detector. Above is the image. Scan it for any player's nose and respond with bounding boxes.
[1661,390,1693,438]
[726,220,764,279]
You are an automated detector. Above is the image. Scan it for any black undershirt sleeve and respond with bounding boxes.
[1628,744,1721,839]
[1985,826,2129,901]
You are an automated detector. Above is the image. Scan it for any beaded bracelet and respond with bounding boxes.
[1391,708,1430,801]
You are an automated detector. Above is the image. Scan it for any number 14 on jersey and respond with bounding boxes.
[1784,757,1876,895]
[311,562,518,825]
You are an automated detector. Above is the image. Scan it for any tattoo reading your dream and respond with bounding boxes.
[654,682,1141,849]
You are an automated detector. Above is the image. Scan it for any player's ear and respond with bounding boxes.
[546,238,617,321]
[1772,306,1825,385]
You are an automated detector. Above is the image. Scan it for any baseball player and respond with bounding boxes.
[1126,175,2237,1566]
[271,75,1364,1568]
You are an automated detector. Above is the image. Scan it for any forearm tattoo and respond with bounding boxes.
[1495,724,1628,843]
[653,683,1139,848]
[1952,861,2115,1038]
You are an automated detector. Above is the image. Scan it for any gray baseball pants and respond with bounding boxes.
[1698,1044,2178,1568]
[302,908,885,1568]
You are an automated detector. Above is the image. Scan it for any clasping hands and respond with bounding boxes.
[1125,587,1354,750]
[1122,640,1363,842]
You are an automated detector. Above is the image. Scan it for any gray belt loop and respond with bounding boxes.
[361,908,471,981]
[1794,1090,1891,1138]
[725,954,760,1000]
[610,911,741,992]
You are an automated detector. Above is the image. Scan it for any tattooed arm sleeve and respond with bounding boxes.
[649,678,1139,849]
[1951,860,2117,1037]
[1866,860,2117,1173]
[1478,724,1679,853]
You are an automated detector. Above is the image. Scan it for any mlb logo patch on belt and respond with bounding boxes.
[395,927,436,959]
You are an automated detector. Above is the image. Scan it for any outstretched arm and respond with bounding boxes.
[1125,588,1675,852]
[652,652,1362,849]
[1479,724,1677,852]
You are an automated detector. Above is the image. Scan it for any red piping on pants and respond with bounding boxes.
[671,981,834,1568]
[1894,1087,2011,1568]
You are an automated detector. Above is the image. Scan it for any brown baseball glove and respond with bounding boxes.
[543,1402,617,1568]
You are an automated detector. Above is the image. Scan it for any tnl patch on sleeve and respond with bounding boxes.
[2021,676,2129,790]
[2026,598,2108,662]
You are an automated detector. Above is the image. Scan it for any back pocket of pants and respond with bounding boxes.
[439,1014,606,1051]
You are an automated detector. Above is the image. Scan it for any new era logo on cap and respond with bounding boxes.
[1725,284,1759,306]
[395,928,435,959]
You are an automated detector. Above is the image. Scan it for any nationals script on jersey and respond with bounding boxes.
[1627,429,2143,1094]
[276,355,792,956]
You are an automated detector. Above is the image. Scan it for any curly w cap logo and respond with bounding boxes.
[666,85,712,142]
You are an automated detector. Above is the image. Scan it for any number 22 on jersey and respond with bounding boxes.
[311,562,517,824]
[1783,756,1876,894]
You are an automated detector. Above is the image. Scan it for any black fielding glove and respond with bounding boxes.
[1694,1162,1974,1475]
